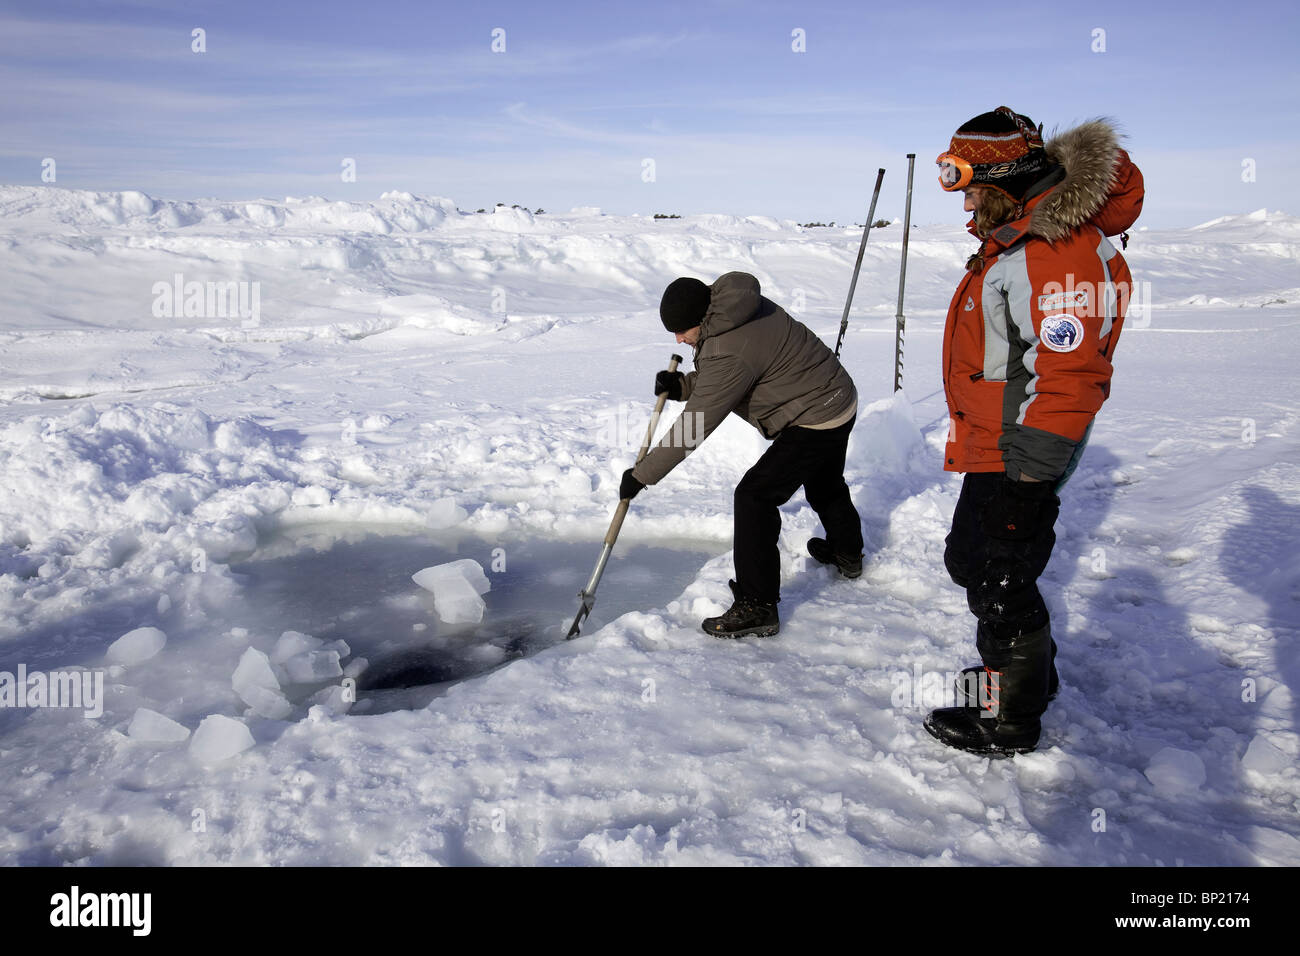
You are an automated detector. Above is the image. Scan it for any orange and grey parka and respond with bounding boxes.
[942,120,1145,483]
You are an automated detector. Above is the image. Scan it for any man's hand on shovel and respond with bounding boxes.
[619,469,644,501]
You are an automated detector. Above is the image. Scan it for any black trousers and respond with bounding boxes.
[943,472,1059,644]
[733,417,863,604]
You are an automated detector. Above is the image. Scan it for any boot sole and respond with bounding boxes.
[810,558,862,579]
[702,623,780,639]
[807,540,863,579]
[922,715,1038,758]
[812,561,862,579]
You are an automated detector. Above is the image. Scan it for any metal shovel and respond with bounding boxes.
[566,352,683,639]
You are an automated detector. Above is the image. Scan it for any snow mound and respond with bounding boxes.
[378,294,505,335]
[0,402,276,556]
[1190,208,1296,231]
[846,391,926,476]
[0,185,460,235]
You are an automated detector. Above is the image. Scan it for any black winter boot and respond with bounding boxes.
[807,537,863,579]
[924,625,1053,757]
[955,637,1058,707]
[702,580,779,639]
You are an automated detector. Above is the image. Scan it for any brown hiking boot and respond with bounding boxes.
[702,580,779,639]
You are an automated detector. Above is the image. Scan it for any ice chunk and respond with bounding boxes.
[233,647,280,693]
[127,708,190,744]
[426,576,484,624]
[189,715,255,763]
[1242,734,1291,775]
[447,559,491,595]
[412,559,491,624]
[281,650,343,684]
[305,684,353,716]
[106,626,167,665]
[271,630,323,664]
[1144,747,1206,793]
[241,685,293,720]
[232,648,292,719]
[427,497,469,529]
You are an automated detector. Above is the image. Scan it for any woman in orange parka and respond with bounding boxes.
[923,107,1144,756]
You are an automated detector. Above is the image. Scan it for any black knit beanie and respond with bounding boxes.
[659,277,711,333]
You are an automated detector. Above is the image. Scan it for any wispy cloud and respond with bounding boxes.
[0,1,1296,227]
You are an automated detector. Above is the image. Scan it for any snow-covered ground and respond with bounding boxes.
[0,185,1296,865]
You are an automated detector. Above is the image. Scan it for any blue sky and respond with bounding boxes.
[2,0,1297,226]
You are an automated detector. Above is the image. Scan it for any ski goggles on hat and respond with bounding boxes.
[936,153,974,191]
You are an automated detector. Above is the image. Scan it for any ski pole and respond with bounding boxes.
[894,154,915,392]
[834,167,886,359]
[566,352,683,639]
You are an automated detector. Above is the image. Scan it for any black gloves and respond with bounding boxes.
[981,475,1058,541]
[654,370,684,401]
[620,468,645,501]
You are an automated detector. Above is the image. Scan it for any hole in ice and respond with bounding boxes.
[226,523,722,712]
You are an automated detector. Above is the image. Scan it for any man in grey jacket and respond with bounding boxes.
[619,271,864,638]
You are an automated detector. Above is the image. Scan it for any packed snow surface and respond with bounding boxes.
[0,186,1297,865]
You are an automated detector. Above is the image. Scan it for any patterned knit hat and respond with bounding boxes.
[944,106,1052,203]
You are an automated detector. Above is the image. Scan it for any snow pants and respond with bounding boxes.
[943,471,1060,641]
[733,416,863,605]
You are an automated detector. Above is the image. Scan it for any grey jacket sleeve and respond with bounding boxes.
[678,369,699,402]
[632,352,756,486]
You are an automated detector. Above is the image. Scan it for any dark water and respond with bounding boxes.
[226,523,723,711]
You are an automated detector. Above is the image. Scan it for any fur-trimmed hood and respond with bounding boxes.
[969,117,1143,261]
[1029,119,1125,241]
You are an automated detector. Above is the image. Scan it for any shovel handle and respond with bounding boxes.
[567,352,683,639]
[606,352,681,543]
[635,353,682,463]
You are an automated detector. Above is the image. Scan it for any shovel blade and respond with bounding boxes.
[566,592,594,640]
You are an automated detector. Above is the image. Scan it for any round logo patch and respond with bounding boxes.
[1040,313,1084,353]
